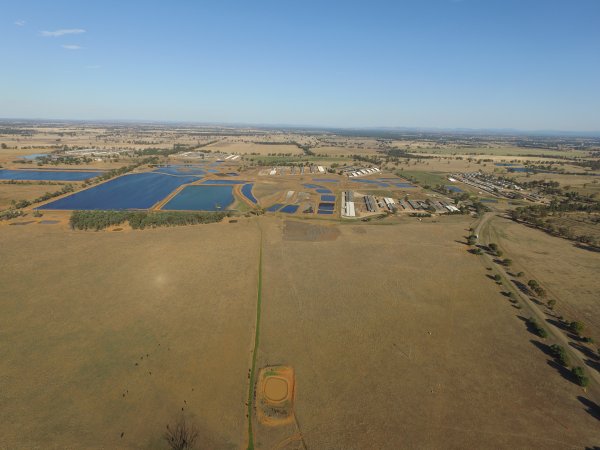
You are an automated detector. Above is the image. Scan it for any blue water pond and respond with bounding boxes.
[38,172,200,210]
[266,203,284,212]
[0,169,103,181]
[280,205,299,214]
[201,180,247,185]
[162,185,234,211]
[313,178,338,183]
[21,153,49,160]
[318,202,335,211]
[242,184,257,204]
[153,166,207,176]
[445,185,463,193]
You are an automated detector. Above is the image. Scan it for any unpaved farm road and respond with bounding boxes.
[475,212,600,394]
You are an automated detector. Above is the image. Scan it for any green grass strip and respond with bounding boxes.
[246,232,263,450]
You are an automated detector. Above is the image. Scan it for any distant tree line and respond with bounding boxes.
[10,184,75,209]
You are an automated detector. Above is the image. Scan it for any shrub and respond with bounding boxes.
[493,274,501,282]
[569,321,585,336]
[549,344,570,367]
[164,416,198,450]
[516,271,524,277]
[0,209,24,221]
[571,367,589,387]
[526,317,548,338]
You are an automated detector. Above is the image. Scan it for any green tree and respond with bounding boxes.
[571,367,589,387]
[549,344,569,367]
[569,321,585,336]
[526,317,548,338]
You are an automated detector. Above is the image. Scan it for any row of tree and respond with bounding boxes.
[70,210,230,231]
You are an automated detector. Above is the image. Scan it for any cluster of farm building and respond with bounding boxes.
[342,190,459,218]
[450,172,541,201]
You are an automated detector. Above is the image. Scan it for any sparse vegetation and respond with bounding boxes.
[526,317,548,338]
[164,416,199,450]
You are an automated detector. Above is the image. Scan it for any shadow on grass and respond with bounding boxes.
[519,316,541,337]
[511,279,530,295]
[529,297,543,306]
[547,359,575,384]
[530,339,554,358]
[578,396,600,421]
[574,242,600,253]
[546,318,571,333]
[570,342,599,362]
[528,339,575,383]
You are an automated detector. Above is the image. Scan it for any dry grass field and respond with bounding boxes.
[0,220,260,449]
[1,213,599,448]
[0,183,73,210]
[1,124,599,449]
[410,146,588,158]
[255,217,600,449]
[205,141,304,156]
[312,146,380,156]
[489,216,600,341]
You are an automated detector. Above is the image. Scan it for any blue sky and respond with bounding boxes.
[1,0,599,131]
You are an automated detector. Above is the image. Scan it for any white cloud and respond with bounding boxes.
[15,20,26,26]
[61,44,82,50]
[41,28,86,37]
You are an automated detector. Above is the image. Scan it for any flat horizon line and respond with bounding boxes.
[1,116,599,138]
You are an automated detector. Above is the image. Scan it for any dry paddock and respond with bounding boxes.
[0,215,599,449]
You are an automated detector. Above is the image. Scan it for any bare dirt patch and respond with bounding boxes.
[257,365,296,426]
[283,220,340,241]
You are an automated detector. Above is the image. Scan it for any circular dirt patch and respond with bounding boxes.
[265,377,288,402]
